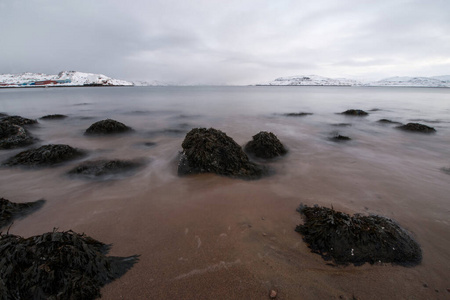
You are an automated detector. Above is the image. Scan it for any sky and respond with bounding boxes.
[1,0,449,85]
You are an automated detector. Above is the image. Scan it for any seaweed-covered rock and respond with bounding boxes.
[378,119,402,125]
[397,123,436,133]
[0,122,35,149]
[330,134,351,142]
[244,131,287,159]
[84,119,132,135]
[68,159,143,178]
[3,144,85,167]
[0,198,45,229]
[0,230,139,300]
[295,205,422,266]
[40,114,68,120]
[283,112,313,117]
[178,128,265,179]
[0,115,38,126]
[340,109,369,116]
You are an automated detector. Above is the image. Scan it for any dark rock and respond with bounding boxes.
[330,134,351,142]
[0,113,8,117]
[244,131,287,159]
[283,112,313,117]
[0,115,38,126]
[441,167,450,175]
[378,119,402,125]
[84,119,132,135]
[295,204,422,266]
[397,123,436,133]
[40,114,68,120]
[68,159,143,178]
[178,128,266,179]
[340,109,369,116]
[332,123,352,127]
[3,144,85,167]
[0,122,35,149]
[0,230,139,300]
[0,198,45,229]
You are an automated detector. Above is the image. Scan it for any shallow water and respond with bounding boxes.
[1,86,449,299]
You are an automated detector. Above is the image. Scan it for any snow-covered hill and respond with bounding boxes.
[367,76,450,87]
[260,75,363,86]
[0,71,133,87]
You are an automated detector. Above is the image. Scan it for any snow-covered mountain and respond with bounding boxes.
[259,74,450,87]
[0,71,133,87]
[260,75,362,86]
[367,76,450,87]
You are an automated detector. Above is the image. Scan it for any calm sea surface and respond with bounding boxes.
[1,86,449,299]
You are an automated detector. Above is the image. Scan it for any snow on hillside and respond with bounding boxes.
[261,75,362,86]
[367,76,450,87]
[0,71,133,87]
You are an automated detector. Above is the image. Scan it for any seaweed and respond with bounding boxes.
[0,230,139,299]
[244,131,287,159]
[84,119,133,135]
[3,144,86,167]
[397,123,436,133]
[295,204,422,266]
[178,128,266,179]
[0,198,45,229]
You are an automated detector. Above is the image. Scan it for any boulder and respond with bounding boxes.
[340,109,369,116]
[0,198,45,229]
[0,230,139,299]
[295,204,422,266]
[330,134,351,142]
[244,131,287,159]
[40,114,68,120]
[397,123,436,133]
[68,159,143,178]
[178,128,265,179]
[378,119,402,125]
[3,144,85,167]
[0,115,38,126]
[84,119,132,135]
[0,122,35,149]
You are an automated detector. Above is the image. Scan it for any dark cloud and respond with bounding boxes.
[1,0,449,84]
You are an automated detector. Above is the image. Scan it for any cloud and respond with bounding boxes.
[1,0,449,84]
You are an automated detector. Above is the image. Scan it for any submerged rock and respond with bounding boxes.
[40,114,68,120]
[84,119,132,135]
[331,123,352,127]
[0,122,35,149]
[340,109,369,116]
[68,159,143,178]
[0,230,139,300]
[397,123,436,133]
[441,167,450,175]
[3,144,85,167]
[283,112,313,117]
[0,115,38,126]
[295,204,422,266]
[244,131,287,159]
[378,119,402,125]
[178,128,266,179]
[330,134,351,142]
[0,198,45,229]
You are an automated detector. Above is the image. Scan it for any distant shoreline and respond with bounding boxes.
[0,85,134,89]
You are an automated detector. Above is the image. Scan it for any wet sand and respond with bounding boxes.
[1,86,449,299]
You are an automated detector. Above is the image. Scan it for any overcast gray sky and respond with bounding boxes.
[1,0,449,84]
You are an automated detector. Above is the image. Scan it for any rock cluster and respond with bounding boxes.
[295,204,422,266]
[68,159,143,178]
[178,128,266,179]
[3,144,85,167]
[0,230,138,299]
[244,131,287,159]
